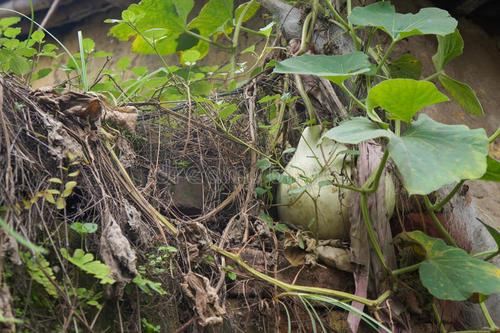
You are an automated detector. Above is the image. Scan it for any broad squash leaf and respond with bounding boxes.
[432,29,463,71]
[388,114,488,194]
[481,156,500,182]
[61,248,115,284]
[273,52,372,84]
[188,0,233,36]
[367,79,449,123]
[388,53,422,79]
[348,2,457,41]
[21,253,59,297]
[406,231,500,301]
[439,74,484,116]
[324,115,489,194]
[322,117,392,144]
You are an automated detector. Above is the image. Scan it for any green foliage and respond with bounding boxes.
[21,252,59,297]
[70,222,98,235]
[0,217,47,254]
[74,287,103,310]
[479,221,500,252]
[235,1,260,24]
[259,212,290,233]
[141,318,161,333]
[438,74,484,116]
[348,2,457,41]
[1,0,497,329]
[432,29,463,71]
[325,115,489,194]
[0,17,57,76]
[132,275,167,295]
[406,231,500,300]
[189,0,233,36]
[481,156,500,182]
[388,53,422,79]
[430,29,484,116]
[322,117,391,144]
[387,115,488,194]
[367,79,449,123]
[108,0,238,60]
[223,265,237,281]
[273,52,372,84]
[60,248,115,285]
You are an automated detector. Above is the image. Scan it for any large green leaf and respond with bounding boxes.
[188,0,233,36]
[367,79,449,123]
[481,156,500,182]
[273,52,372,84]
[322,117,392,144]
[389,53,422,79]
[388,114,489,194]
[348,2,457,41]
[432,29,463,71]
[406,231,500,301]
[322,115,489,194]
[439,74,484,116]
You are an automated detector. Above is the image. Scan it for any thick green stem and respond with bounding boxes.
[212,245,391,307]
[374,40,396,76]
[424,196,458,247]
[489,127,500,143]
[473,249,499,260]
[297,12,313,55]
[340,82,366,110]
[363,149,389,193]
[331,182,365,193]
[424,71,443,81]
[306,0,319,46]
[360,193,389,271]
[485,250,500,261]
[345,0,361,50]
[432,301,448,333]
[230,0,254,79]
[395,120,401,136]
[240,26,271,36]
[432,180,465,212]
[295,74,317,124]
[480,301,498,331]
[392,262,421,276]
[323,0,348,29]
[184,29,231,49]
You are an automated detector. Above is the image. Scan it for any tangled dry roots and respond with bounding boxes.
[0,76,273,331]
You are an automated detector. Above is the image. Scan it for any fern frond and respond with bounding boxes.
[21,252,59,297]
[60,248,115,284]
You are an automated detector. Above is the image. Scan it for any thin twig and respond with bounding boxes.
[40,0,62,28]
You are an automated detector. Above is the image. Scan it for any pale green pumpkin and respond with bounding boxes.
[278,126,395,239]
